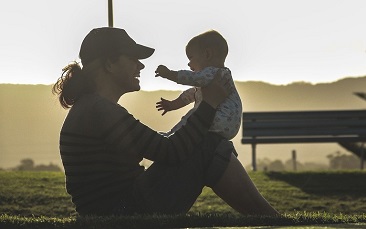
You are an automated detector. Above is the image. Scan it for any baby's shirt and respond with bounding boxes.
[177,67,226,87]
[172,67,242,140]
[179,87,196,105]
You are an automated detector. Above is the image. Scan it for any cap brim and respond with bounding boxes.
[133,44,155,59]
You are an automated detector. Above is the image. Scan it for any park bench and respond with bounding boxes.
[241,109,366,171]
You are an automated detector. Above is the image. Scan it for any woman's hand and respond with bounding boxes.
[201,70,231,108]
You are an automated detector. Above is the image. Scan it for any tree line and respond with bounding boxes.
[0,158,62,171]
[246,151,364,172]
[0,152,363,172]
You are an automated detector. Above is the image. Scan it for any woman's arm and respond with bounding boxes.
[96,76,229,164]
[97,99,215,164]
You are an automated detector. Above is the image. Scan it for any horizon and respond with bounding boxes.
[1,0,366,91]
[2,74,365,91]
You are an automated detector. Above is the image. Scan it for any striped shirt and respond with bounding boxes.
[59,93,215,215]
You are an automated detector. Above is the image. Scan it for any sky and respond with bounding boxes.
[1,0,366,91]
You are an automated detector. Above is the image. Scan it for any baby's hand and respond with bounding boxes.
[155,65,171,78]
[156,97,174,116]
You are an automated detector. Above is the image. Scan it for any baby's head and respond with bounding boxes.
[186,30,228,71]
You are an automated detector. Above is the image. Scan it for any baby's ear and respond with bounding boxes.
[205,48,214,60]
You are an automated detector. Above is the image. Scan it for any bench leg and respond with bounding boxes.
[252,144,257,171]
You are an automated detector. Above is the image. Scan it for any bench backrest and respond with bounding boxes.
[242,110,366,144]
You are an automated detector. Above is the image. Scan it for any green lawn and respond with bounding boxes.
[1,171,366,228]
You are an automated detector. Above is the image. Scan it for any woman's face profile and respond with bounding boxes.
[108,55,145,93]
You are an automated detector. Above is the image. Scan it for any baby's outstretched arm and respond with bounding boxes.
[155,65,178,82]
[156,97,188,116]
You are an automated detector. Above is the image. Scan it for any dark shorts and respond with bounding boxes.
[117,133,237,215]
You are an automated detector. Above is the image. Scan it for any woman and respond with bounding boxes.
[53,27,278,216]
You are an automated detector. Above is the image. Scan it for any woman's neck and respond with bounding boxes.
[98,88,122,103]
[95,75,125,103]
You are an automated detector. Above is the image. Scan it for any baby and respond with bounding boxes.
[155,30,242,140]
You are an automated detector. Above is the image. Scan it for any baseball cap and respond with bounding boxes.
[79,27,155,65]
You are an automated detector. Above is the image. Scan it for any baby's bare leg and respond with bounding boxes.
[212,154,279,216]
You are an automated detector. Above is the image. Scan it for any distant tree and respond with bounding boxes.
[33,163,62,171]
[252,158,286,171]
[13,158,61,171]
[268,160,285,171]
[248,158,329,171]
[284,159,328,171]
[327,151,360,170]
[338,142,366,162]
[301,162,328,171]
[284,159,304,171]
[255,158,273,171]
[17,158,35,171]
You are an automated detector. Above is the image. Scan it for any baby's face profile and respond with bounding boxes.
[186,45,209,72]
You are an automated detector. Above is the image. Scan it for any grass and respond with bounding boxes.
[191,170,366,215]
[0,213,365,229]
[0,171,74,217]
[1,171,366,228]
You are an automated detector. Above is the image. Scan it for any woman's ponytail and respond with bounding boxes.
[52,61,92,109]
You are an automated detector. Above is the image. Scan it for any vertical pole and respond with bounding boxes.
[108,0,114,27]
[252,143,257,171]
[292,150,297,171]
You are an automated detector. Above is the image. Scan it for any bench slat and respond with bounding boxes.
[241,136,366,144]
[244,128,366,137]
[243,110,366,120]
[244,119,366,129]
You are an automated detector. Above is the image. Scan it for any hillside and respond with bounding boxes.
[1,76,366,169]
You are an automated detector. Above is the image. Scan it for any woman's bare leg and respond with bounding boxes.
[212,153,279,216]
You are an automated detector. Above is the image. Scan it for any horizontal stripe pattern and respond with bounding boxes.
[59,94,215,215]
